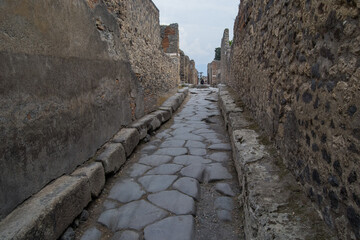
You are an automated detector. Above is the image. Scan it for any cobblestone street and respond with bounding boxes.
[75,88,244,240]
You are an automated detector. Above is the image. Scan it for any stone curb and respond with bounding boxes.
[218,85,336,240]
[0,175,91,240]
[0,88,189,240]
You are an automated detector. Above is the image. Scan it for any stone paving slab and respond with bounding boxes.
[173,177,200,200]
[154,147,188,156]
[138,155,172,166]
[180,164,205,182]
[138,175,178,192]
[107,179,145,203]
[188,148,207,156]
[146,164,183,175]
[148,190,196,215]
[173,155,211,166]
[204,163,233,182]
[144,216,194,240]
[98,200,168,231]
[127,163,152,178]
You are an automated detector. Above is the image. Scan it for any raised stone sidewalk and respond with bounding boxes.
[0,88,189,240]
[218,85,337,239]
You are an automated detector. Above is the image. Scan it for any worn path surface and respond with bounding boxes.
[74,88,244,240]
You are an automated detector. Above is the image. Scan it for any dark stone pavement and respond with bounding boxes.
[75,88,244,240]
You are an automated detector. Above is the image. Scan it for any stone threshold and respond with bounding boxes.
[0,88,189,240]
[218,85,337,239]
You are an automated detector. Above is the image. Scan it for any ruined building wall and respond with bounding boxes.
[180,50,198,84]
[161,23,179,55]
[220,29,231,83]
[208,60,221,86]
[0,0,143,220]
[229,0,360,238]
[189,60,198,85]
[161,23,180,82]
[180,50,189,83]
[104,0,180,113]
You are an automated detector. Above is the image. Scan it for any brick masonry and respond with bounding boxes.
[226,0,360,238]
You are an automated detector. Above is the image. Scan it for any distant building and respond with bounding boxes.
[207,60,221,86]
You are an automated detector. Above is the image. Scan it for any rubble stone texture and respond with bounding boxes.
[224,0,360,238]
[103,0,180,113]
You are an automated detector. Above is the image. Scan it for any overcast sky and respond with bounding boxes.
[152,0,240,76]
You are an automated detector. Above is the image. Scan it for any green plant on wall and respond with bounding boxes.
[229,40,233,46]
[214,47,221,60]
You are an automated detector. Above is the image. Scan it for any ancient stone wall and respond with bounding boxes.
[220,29,231,83]
[180,50,198,84]
[161,23,179,54]
[0,0,143,220]
[208,60,221,86]
[229,0,360,238]
[189,60,198,85]
[104,0,180,113]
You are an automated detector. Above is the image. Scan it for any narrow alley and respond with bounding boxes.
[74,88,244,240]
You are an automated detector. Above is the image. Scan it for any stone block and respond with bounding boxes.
[159,106,173,117]
[112,128,140,157]
[71,162,105,198]
[150,110,171,124]
[130,115,155,139]
[0,175,91,240]
[178,87,189,95]
[96,143,126,174]
[161,95,180,112]
[228,112,250,132]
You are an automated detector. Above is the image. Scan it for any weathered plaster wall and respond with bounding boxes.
[104,0,180,113]
[229,0,360,238]
[0,0,142,220]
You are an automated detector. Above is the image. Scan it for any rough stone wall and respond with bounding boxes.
[161,23,179,54]
[189,60,198,84]
[208,60,221,85]
[180,50,198,84]
[0,0,142,220]
[104,0,180,113]
[229,0,360,238]
[220,29,231,84]
[180,50,189,83]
